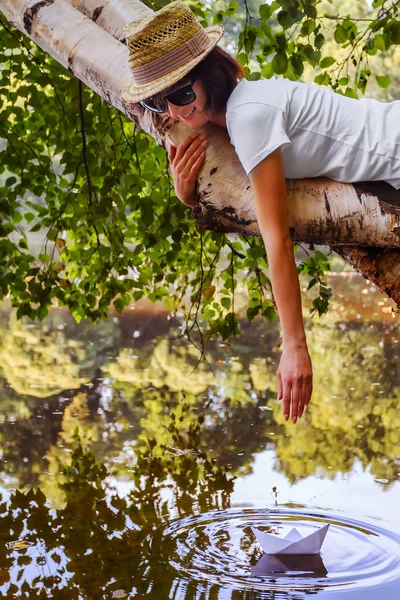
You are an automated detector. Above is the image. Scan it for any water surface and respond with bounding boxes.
[0,273,399,598]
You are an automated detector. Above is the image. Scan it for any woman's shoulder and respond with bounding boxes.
[227,77,298,111]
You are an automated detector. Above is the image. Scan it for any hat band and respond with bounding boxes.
[130,28,209,85]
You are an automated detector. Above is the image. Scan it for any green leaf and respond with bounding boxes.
[376,75,391,89]
[277,8,303,30]
[38,305,48,320]
[18,238,29,249]
[275,33,287,50]
[290,54,304,77]
[259,4,272,21]
[247,304,260,321]
[334,24,348,44]
[342,19,358,40]
[236,52,247,66]
[261,62,275,79]
[13,212,23,224]
[212,11,224,24]
[314,32,325,49]
[248,71,261,81]
[314,73,330,86]
[345,87,359,99]
[304,5,317,19]
[392,22,400,44]
[373,34,387,51]
[46,228,58,241]
[272,52,288,74]
[303,44,320,65]
[320,57,336,69]
[300,19,316,37]
[24,212,35,224]
[221,297,231,309]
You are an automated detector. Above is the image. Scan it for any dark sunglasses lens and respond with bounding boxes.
[141,80,195,113]
[141,95,168,113]
[167,86,195,106]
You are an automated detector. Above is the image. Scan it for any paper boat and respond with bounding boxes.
[252,523,330,555]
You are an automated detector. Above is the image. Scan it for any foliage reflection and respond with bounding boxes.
[0,304,399,596]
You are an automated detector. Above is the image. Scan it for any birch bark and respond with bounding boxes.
[1,0,400,303]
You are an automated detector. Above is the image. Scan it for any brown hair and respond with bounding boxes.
[188,45,246,117]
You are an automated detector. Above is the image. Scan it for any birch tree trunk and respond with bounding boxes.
[2,0,400,303]
[67,0,150,41]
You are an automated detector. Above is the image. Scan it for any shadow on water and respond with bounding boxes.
[0,277,399,598]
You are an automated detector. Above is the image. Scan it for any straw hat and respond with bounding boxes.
[122,1,224,104]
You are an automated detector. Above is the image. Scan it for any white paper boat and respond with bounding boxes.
[252,523,330,555]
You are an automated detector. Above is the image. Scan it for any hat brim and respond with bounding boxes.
[121,24,224,104]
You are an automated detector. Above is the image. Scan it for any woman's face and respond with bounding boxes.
[165,79,211,128]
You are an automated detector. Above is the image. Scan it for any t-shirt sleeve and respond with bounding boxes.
[226,102,291,175]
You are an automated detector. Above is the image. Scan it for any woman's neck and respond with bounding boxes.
[211,111,227,129]
[209,80,242,129]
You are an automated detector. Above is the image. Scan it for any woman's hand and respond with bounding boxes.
[278,343,313,423]
[168,132,208,207]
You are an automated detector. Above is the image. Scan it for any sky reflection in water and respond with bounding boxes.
[0,273,399,599]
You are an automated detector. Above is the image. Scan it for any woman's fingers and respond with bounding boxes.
[298,383,305,419]
[184,141,207,175]
[305,376,313,407]
[174,133,196,162]
[278,346,312,424]
[278,370,283,402]
[168,133,207,205]
[282,379,291,422]
[281,377,309,423]
[291,383,301,424]
[175,133,204,163]
[298,373,312,418]
[189,151,206,178]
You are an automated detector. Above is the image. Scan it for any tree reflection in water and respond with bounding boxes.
[0,304,399,597]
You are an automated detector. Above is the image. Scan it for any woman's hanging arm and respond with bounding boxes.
[249,149,313,423]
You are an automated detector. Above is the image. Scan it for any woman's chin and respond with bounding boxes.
[190,115,208,129]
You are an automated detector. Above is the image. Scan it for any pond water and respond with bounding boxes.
[0,272,399,599]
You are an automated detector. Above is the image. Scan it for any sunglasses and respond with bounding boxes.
[140,77,196,114]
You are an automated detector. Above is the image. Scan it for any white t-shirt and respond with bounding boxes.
[226,78,400,189]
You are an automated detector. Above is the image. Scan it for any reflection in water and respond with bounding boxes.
[251,553,328,579]
[0,281,399,597]
[154,508,400,596]
[2,469,400,599]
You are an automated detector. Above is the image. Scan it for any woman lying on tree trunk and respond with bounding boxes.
[122,1,400,425]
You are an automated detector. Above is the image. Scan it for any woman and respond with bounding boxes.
[122,1,400,424]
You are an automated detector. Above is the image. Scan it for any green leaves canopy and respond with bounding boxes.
[0,0,399,337]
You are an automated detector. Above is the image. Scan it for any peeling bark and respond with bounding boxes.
[23,0,54,33]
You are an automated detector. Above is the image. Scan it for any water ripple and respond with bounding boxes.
[145,508,400,598]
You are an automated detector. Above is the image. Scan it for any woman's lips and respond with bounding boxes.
[181,108,195,121]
